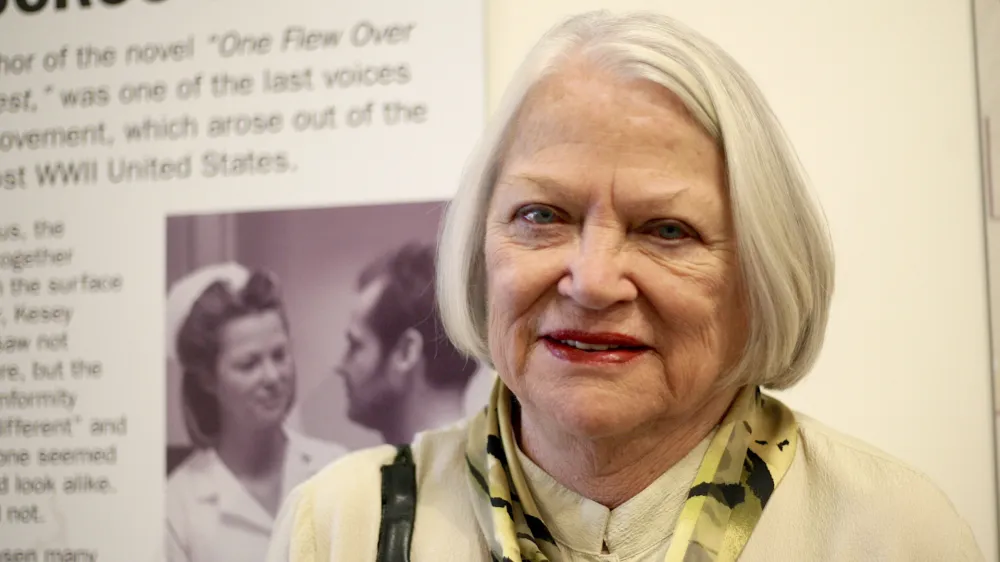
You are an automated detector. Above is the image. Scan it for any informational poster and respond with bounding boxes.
[973,0,1000,507]
[0,1,485,561]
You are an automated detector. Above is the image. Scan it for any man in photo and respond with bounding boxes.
[335,242,480,444]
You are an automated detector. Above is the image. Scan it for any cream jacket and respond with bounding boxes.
[266,414,984,561]
[167,430,348,562]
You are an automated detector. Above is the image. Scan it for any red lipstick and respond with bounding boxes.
[542,330,649,365]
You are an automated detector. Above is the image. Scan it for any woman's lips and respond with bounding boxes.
[257,392,289,410]
[541,330,649,365]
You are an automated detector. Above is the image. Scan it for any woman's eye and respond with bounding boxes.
[237,358,259,373]
[515,205,560,224]
[651,221,691,241]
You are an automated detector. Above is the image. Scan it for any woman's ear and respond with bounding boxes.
[195,366,218,395]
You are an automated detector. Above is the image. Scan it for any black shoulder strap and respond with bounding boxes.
[376,443,417,562]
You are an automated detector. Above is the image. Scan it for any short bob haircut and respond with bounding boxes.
[436,10,835,390]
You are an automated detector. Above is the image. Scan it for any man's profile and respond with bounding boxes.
[335,242,479,444]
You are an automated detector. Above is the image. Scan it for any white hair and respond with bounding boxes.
[436,10,835,390]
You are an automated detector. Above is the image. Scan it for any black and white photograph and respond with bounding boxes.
[162,201,489,562]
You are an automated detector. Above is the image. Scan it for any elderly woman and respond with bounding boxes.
[165,263,347,562]
[266,11,983,562]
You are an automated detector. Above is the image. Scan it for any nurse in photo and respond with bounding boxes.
[165,262,347,562]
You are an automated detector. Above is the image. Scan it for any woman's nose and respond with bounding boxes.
[260,359,283,383]
[557,226,638,310]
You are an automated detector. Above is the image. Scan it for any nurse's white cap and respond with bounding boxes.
[165,262,251,364]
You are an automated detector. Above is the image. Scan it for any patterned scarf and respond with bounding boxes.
[464,381,798,562]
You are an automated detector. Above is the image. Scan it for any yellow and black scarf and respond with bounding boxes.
[464,381,798,562]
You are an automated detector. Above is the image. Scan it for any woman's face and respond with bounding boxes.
[213,309,295,433]
[484,61,747,440]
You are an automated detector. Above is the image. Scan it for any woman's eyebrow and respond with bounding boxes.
[501,171,694,211]
[499,172,570,195]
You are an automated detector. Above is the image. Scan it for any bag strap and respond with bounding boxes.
[376,444,417,562]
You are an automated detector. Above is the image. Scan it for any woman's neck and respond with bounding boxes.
[215,423,288,478]
[516,388,737,509]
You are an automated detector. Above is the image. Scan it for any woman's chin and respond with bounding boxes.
[526,384,651,440]
[247,406,289,431]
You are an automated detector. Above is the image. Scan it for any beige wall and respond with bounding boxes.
[976,0,1000,408]
[484,1,997,557]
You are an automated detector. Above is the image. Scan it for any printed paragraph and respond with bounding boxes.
[0,219,124,538]
[0,20,433,191]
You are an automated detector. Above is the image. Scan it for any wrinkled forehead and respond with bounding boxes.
[493,61,726,217]
[505,59,712,163]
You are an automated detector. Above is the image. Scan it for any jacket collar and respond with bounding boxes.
[188,428,327,533]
